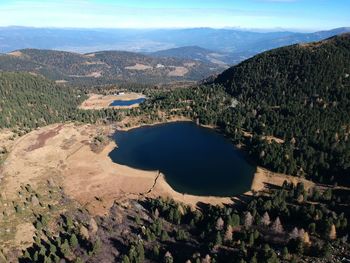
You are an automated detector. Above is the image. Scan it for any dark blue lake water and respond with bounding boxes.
[109,98,145,107]
[109,122,255,196]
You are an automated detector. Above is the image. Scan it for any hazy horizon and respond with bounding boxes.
[0,0,349,30]
[3,25,348,33]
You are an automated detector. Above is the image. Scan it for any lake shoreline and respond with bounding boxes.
[114,119,315,196]
[0,121,314,217]
[111,121,255,197]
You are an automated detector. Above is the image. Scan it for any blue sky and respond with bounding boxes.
[0,0,349,30]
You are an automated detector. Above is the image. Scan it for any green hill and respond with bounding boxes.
[0,48,221,86]
[0,72,84,128]
[213,34,350,184]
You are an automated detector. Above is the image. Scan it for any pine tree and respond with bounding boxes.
[69,233,78,248]
[137,242,145,263]
[161,230,169,241]
[251,254,258,263]
[121,255,131,263]
[153,245,160,258]
[215,231,222,246]
[248,232,255,246]
[308,222,316,234]
[230,213,240,227]
[135,214,141,225]
[282,247,289,259]
[322,242,332,257]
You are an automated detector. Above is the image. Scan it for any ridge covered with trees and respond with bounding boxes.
[0,49,221,86]
[212,34,350,185]
[0,72,121,129]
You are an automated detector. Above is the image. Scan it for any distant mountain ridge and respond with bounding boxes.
[0,48,221,85]
[149,46,232,66]
[150,27,350,65]
[0,26,349,66]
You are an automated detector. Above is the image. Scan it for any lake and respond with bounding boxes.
[109,122,255,196]
[110,98,145,107]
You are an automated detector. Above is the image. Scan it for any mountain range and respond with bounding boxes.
[0,48,221,86]
[0,27,349,65]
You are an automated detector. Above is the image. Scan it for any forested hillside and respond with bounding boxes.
[1,34,350,263]
[0,49,221,86]
[0,72,83,128]
[213,34,350,185]
[0,72,121,129]
[150,46,234,65]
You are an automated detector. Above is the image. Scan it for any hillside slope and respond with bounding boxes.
[0,72,84,128]
[0,49,220,86]
[150,46,233,66]
[0,72,126,130]
[213,34,350,184]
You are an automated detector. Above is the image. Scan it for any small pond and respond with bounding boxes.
[109,98,146,107]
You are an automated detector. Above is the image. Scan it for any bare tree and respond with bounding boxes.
[202,255,211,263]
[244,212,253,228]
[271,217,283,233]
[164,251,173,263]
[329,224,337,240]
[154,208,159,219]
[224,225,233,242]
[298,228,305,240]
[261,211,271,226]
[216,217,224,231]
[289,227,299,240]
[303,232,311,245]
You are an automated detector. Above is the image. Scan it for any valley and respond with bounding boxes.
[0,120,315,257]
[0,34,349,262]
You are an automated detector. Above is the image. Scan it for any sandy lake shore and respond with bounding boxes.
[0,123,314,217]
